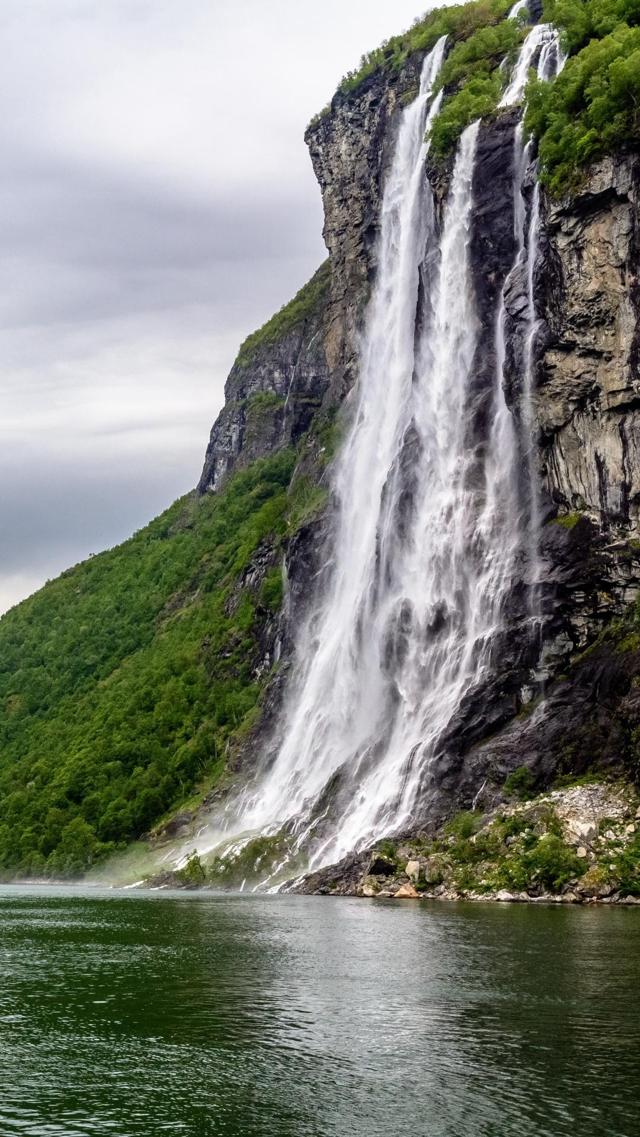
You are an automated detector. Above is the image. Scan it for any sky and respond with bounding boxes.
[0,0,434,614]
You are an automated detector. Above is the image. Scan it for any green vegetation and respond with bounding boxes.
[204,833,302,888]
[0,450,297,880]
[244,391,285,412]
[504,765,536,799]
[260,566,284,612]
[429,72,503,156]
[176,852,208,887]
[493,832,584,891]
[236,261,330,368]
[444,809,482,839]
[331,0,640,189]
[612,830,640,894]
[338,0,514,95]
[544,0,640,54]
[426,9,525,159]
[334,0,524,159]
[286,475,330,531]
[435,17,524,89]
[526,3,640,193]
[552,510,584,529]
[407,799,615,896]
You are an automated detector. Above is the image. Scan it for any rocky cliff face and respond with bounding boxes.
[195,50,640,837]
[198,55,425,497]
[540,155,640,532]
[198,266,331,494]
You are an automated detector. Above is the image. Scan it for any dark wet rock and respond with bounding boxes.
[367,853,396,877]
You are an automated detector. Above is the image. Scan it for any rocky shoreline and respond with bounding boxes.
[293,780,640,906]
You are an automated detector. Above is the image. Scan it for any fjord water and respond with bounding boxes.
[1,888,639,1137]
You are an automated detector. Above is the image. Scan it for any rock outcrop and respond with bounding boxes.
[540,155,640,532]
[197,265,331,493]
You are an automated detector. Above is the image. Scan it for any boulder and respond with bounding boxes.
[405,859,421,883]
[422,855,446,886]
[394,882,419,899]
[567,820,597,846]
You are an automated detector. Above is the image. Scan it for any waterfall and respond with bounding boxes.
[202,22,531,875]
[238,116,510,875]
[496,28,566,649]
[500,23,560,106]
[188,23,569,881]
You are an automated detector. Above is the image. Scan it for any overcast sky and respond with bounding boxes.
[1,0,434,614]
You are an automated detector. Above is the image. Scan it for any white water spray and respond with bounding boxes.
[500,23,560,106]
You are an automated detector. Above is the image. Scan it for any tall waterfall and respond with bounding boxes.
[189,25,568,881]
[205,36,526,877]
[498,27,566,631]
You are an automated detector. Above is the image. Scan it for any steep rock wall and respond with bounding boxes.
[540,154,640,532]
[198,55,424,498]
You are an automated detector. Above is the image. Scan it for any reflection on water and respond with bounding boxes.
[0,887,638,1136]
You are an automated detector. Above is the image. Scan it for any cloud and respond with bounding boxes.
[0,0,438,613]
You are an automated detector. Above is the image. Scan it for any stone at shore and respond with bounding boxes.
[394,883,420,899]
[405,859,421,883]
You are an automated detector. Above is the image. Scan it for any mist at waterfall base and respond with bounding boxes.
[155,25,566,888]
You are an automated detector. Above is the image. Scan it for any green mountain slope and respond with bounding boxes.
[0,451,294,878]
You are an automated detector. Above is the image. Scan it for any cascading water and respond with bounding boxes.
[185,23,569,883]
[196,36,528,878]
[500,23,560,106]
[241,115,509,875]
[497,27,566,631]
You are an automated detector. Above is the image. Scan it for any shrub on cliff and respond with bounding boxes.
[338,0,514,95]
[543,0,640,53]
[429,72,503,156]
[526,23,640,193]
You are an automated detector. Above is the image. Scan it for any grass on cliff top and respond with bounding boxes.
[0,449,296,880]
[427,17,526,158]
[337,0,514,96]
[525,13,640,194]
[235,260,330,369]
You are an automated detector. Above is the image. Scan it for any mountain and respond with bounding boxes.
[1,0,640,892]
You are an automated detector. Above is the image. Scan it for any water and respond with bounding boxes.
[496,33,566,643]
[1,887,638,1137]
[499,24,560,106]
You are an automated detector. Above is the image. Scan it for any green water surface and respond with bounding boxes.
[0,887,638,1136]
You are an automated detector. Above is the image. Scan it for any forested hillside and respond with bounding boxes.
[0,452,295,877]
